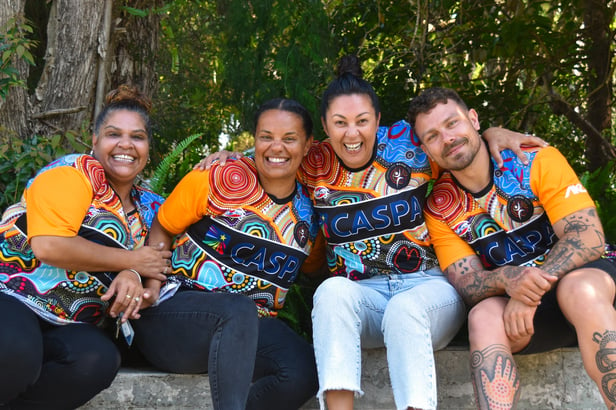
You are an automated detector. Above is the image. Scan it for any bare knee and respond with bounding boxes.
[468,298,507,345]
[558,268,615,310]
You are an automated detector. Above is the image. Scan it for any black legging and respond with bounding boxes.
[0,293,121,409]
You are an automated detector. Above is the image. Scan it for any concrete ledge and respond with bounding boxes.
[82,347,602,409]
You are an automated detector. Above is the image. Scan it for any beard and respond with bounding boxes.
[441,138,478,171]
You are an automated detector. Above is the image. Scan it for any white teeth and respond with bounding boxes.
[113,154,135,162]
[345,142,361,151]
[268,157,287,163]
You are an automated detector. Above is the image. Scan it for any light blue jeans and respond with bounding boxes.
[311,270,465,410]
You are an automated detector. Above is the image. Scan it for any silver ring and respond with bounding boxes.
[134,297,140,302]
[126,294,132,299]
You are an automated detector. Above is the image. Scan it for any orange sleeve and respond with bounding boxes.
[425,210,476,271]
[157,169,211,235]
[26,166,93,239]
[530,146,596,225]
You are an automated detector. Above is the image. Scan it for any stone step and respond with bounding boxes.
[81,347,602,409]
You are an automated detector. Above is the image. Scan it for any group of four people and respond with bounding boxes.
[1,54,615,410]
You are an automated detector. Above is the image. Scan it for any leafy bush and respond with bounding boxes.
[0,15,36,100]
[580,160,616,244]
[0,132,85,209]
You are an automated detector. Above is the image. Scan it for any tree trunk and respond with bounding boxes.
[0,0,162,141]
[30,0,105,138]
[583,0,615,170]
[0,0,30,139]
[107,0,163,103]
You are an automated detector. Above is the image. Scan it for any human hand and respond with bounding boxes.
[504,266,556,306]
[140,281,161,310]
[193,150,243,171]
[102,269,144,322]
[503,298,537,341]
[483,127,548,169]
[130,242,172,281]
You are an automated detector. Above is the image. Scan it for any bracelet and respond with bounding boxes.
[126,268,142,285]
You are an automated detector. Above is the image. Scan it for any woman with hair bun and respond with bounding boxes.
[0,84,171,409]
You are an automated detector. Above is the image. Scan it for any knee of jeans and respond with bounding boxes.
[227,294,261,319]
[312,277,358,314]
[384,294,426,324]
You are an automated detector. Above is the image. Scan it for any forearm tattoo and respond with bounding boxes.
[593,330,616,408]
[471,344,520,410]
[445,258,505,305]
[543,209,604,278]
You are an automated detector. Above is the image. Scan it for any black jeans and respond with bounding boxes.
[133,290,318,410]
[0,293,121,410]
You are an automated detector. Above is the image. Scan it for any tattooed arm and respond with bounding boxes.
[539,207,605,279]
[443,256,555,307]
[444,207,604,306]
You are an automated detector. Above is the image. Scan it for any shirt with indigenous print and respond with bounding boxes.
[299,120,440,280]
[0,154,163,325]
[424,146,596,270]
[157,157,318,318]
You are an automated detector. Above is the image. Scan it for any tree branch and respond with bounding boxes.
[544,87,616,159]
[32,106,88,119]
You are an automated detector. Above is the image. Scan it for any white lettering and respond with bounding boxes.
[564,184,587,198]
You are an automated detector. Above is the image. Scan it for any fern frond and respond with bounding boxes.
[148,133,203,194]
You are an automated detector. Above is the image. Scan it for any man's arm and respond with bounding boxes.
[482,128,547,167]
[425,210,554,306]
[443,207,604,306]
[540,207,605,279]
[443,255,555,306]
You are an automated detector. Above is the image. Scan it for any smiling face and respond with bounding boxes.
[91,109,150,189]
[322,93,380,169]
[413,99,482,171]
[254,109,312,198]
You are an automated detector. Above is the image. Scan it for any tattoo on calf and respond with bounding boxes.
[593,330,616,405]
[471,344,520,410]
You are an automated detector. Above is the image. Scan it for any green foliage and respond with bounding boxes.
[151,0,613,172]
[153,0,337,166]
[148,133,204,196]
[0,132,84,210]
[0,15,36,99]
[317,0,615,169]
[579,161,616,244]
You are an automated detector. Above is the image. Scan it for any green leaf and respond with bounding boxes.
[122,6,149,17]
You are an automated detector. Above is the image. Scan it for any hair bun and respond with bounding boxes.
[104,84,152,113]
[336,55,363,79]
